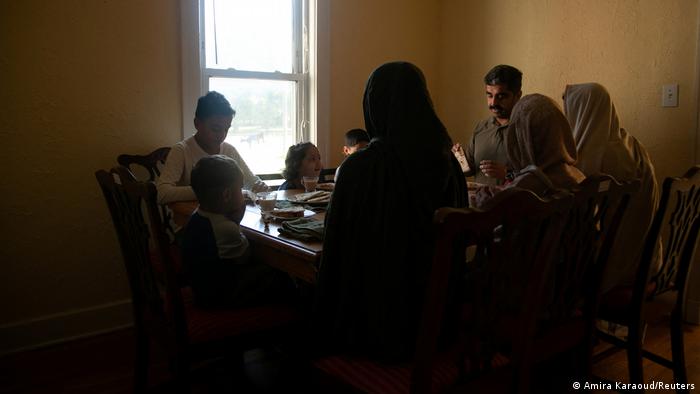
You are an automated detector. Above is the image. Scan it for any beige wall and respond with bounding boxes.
[437,0,698,181]
[1,0,698,352]
[0,0,181,351]
[327,0,442,167]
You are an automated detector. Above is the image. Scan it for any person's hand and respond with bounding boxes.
[452,143,462,153]
[479,160,507,181]
[251,182,269,193]
[473,185,504,208]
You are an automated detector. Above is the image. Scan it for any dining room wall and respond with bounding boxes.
[435,0,700,323]
[436,0,698,182]
[0,0,182,354]
[0,0,444,354]
[2,0,698,354]
[325,0,442,168]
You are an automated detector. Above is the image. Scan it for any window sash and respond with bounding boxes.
[181,0,327,161]
[199,0,309,144]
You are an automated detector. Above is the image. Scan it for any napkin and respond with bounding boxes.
[277,218,324,241]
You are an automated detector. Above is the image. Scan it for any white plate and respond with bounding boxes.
[268,209,316,221]
[287,191,331,206]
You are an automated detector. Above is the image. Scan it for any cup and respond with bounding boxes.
[256,191,277,214]
[302,176,319,192]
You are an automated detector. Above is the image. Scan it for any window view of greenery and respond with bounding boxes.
[204,0,300,175]
[210,78,296,174]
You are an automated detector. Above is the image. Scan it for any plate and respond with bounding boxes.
[287,191,332,206]
[316,183,335,191]
[268,209,316,221]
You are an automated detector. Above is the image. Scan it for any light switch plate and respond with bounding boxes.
[662,84,678,107]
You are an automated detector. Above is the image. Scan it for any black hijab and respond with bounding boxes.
[313,62,467,362]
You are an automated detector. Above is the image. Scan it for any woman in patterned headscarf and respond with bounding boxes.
[313,62,467,362]
[563,82,659,293]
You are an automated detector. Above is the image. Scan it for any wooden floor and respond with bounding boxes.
[0,315,698,393]
[589,313,700,393]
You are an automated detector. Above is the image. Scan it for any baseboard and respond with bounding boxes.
[686,298,700,325]
[0,299,133,356]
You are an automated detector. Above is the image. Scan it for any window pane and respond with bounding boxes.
[204,0,294,73]
[210,77,296,174]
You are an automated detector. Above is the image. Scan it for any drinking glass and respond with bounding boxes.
[256,191,277,214]
[302,176,319,192]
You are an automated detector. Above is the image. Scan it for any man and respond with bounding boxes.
[454,65,522,185]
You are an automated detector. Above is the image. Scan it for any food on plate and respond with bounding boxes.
[271,206,305,218]
[316,183,335,191]
[291,190,331,203]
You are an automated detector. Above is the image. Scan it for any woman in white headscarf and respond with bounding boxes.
[563,82,660,294]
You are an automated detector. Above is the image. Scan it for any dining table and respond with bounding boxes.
[167,189,324,284]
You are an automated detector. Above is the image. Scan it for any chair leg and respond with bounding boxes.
[626,322,644,392]
[134,328,149,394]
[670,307,689,392]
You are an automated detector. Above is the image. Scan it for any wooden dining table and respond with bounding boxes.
[167,189,324,283]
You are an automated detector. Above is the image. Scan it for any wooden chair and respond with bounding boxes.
[117,147,174,237]
[596,165,700,392]
[525,175,639,388]
[319,167,337,183]
[117,147,171,182]
[95,166,298,393]
[313,188,574,394]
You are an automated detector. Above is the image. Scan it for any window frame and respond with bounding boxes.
[180,0,329,169]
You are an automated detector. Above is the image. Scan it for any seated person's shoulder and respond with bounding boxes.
[472,118,497,136]
[165,138,191,159]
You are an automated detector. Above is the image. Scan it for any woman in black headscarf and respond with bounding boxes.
[313,62,468,362]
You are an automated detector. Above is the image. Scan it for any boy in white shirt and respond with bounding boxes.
[157,91,266,204]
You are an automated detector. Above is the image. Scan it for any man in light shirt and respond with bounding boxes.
[453,65,522,185]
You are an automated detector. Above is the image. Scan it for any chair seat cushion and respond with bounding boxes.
[313,352,459,394]
[175,287,299,344]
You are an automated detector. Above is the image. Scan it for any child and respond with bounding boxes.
[342,128,370,157]
[181,155,291,308]
[279,142,323,190]
[335,128,370,182]
[157,91,267,205]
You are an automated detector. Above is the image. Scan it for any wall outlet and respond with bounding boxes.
[662,84,678,107]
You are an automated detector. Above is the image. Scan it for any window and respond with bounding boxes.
[182,0,319,175]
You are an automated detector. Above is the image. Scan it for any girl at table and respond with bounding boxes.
[278,142,322,190]
[563,82,660,294]
[314,62,467,362]
[473,94,585,206]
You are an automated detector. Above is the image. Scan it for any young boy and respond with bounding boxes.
[334,128,370,183]
[342,128,370,157]
[181,155,291,308]
[157,91,267,205]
